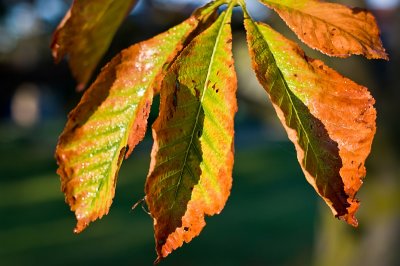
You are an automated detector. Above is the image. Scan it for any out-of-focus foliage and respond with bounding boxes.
[51,0,138,89]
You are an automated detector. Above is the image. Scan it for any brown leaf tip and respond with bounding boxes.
[153,256,162,265]
[337,199,360,227]
[73,221,89,234]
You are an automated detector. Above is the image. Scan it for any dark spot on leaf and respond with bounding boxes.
[194,87,200,98]
[319,65,323,70]
[71,195,77,204]
[359,107,367,116]
[216,89,219,93]
[293,73,298,77]
[358,163,362,169]
[172,91,178,108]
[226,38,232,44]
[70,124,79,132]
[183,227,189,231]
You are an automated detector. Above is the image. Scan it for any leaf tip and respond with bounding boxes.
[73,225,84,234]
[153,256,162,265]
[337,200,360,227]
[73,216,90,234]
[348,216,359,227]
[378,51,389,61]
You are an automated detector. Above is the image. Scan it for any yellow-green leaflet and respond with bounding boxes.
[146,4,237,260]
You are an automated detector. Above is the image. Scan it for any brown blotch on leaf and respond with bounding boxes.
[194,87,200,98]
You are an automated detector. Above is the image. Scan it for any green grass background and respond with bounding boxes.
[0,120,318,265]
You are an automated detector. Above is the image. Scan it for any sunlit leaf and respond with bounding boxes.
[51,0,138,89]
[259,0,388,60]
[244,15,376,226]
[55,7,218,233]
[145,4,237,261]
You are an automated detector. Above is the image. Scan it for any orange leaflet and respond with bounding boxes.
[245,17,376,226]
[259,0,388,60]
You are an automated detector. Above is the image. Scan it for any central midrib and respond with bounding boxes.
[172,4,233,204]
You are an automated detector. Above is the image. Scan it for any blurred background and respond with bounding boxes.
[0,0,399,265]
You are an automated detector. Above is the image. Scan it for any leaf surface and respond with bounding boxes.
[244,16,376,226]
[51,0,138,89]
[56,10,215,233]
[259,0,388,59]
[145,5,237,261]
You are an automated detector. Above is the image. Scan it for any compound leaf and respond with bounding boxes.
[259,0,388,60]
[145,4,237,261]
[245,16,376,226]
[51,0,138,89]
[56,9,216,233]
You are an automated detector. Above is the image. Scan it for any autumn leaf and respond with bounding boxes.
[259,0,388,60]
[51,0,138,89]
[145,3,237,261]
[55,5,219,233]
[244,14,376,226]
